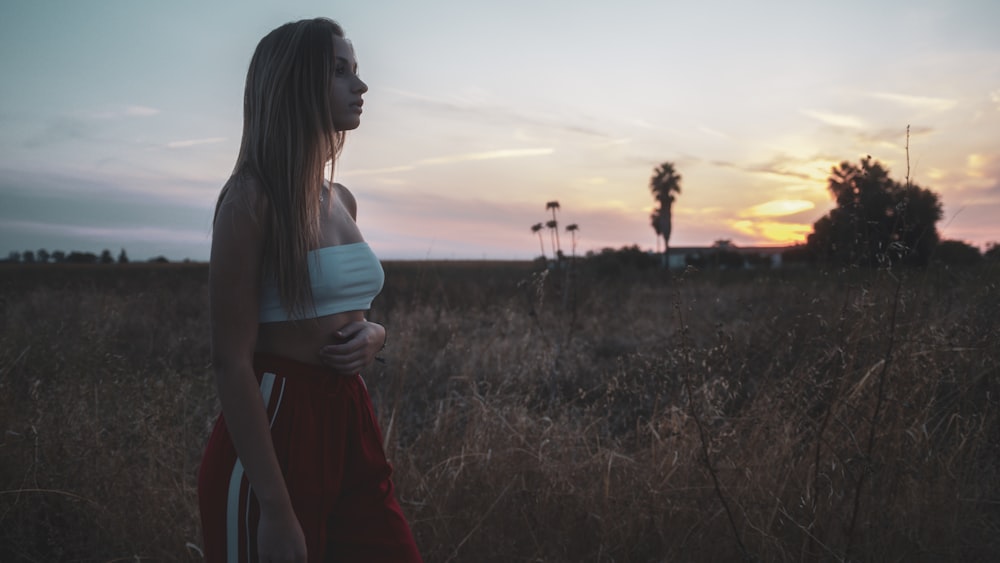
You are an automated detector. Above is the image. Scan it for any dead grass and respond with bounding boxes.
[1,261,998,561]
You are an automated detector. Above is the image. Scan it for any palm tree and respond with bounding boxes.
[530,222,546,259]
[650,162,682,266]
[565,223,579,258]
[546,201,562,259]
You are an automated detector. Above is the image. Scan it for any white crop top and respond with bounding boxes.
[258,242,385,323]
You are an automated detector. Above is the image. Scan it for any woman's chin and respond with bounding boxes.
[334,118,362,132]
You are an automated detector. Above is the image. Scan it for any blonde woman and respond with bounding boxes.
[198,18,422,563]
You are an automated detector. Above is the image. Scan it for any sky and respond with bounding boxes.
[1,0,998,261]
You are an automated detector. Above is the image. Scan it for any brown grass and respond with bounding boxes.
[1,261,998,562]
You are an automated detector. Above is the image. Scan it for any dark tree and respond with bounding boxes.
[117,248,129,264]
[100,249,114,264]
[933,240,981,267]
[583,245,658,276]
[985,243,1000,262]
[66,251,98,264]
[806,157,942,267]
[650,162,682,257]
[22,250,35,263]
[51,250,66,263]
[37,249,50,263]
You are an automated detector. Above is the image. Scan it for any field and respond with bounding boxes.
[1,260,998,562]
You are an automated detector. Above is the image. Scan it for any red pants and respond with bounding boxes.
[198,354,422,562]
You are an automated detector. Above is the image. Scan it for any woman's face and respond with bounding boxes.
[331,36,368,131]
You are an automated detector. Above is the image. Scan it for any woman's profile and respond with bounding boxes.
[197,17,422,562]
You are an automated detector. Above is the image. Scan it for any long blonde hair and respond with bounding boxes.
[216,18,347,317]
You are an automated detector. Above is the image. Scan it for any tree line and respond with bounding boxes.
[2,248,173,265]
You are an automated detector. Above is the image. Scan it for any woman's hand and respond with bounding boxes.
[318,320,385,375]
[257,505,307,563]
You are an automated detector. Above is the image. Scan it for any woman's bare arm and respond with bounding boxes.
[209,183,301,533]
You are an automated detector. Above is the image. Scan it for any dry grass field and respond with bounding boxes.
[1,260,998,562]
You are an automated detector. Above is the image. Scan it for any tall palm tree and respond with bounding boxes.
[530,222,546,259]
[546,201,562,258]
[650,162,682,264]
[565,223,579,258]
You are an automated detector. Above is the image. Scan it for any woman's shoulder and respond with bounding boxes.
[219,170,271,220]
[331,182,358,219]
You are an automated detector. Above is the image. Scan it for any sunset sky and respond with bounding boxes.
[2,0,998,261]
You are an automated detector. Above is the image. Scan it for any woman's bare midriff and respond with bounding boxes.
[255,310,366,366]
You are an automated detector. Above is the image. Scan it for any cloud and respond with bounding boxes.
[2,219,208,244]
[166,137,227,149]
[866,92,957,112]
[729,219,813,245]
[740,200,815,218]
[87,105,162,119]
[124,105,161,117]
[416,148,554,166]
[386,88,613,140]
[0,167,216,259]
[960,152,1000,194]
[854,126,934,146]
[698,126,730,139]
[966,153,988,178]
[341,147,554,178]
[712,154,836,182]
[800,109,867,129]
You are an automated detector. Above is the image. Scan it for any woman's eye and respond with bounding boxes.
[335,66,346,76]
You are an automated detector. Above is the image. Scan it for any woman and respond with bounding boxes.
[197,18,422,563]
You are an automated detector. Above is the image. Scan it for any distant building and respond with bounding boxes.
[663,245,790,270]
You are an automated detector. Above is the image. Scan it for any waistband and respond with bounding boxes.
[253,353,342,380]
[252,353,367,392]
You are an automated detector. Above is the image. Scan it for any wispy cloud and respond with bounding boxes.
[854,126,933,146]
[166,137,227,149]
[386,88,612,140]
[712,154,835,182]
[698,126,729,139]
[867,92,957,112]
[342,147,554,178]
[416,148,554,166]
[87,105,162,119]
[800,109,866,129]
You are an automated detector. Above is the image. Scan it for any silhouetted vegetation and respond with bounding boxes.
[582,245,660,276]
[806,157,942,268]
[933,239,982,267]
[531,201,580,266]
[0,248,179,265]
[986,243,1000,262]
[66,251,99,264]
[650,161,682,258]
